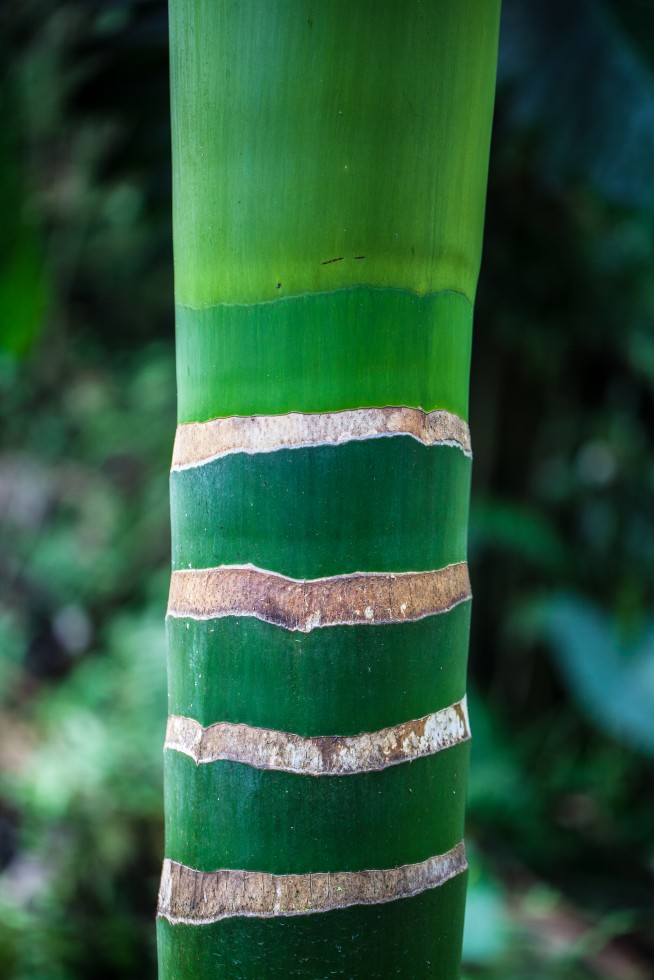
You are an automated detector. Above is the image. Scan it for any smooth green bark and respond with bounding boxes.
[171,441,471,577]
[165,745,469,874]
[170,3,499,307]
[176,289,473,422]
[167,603,471,735]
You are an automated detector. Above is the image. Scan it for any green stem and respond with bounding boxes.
[160,2,499,976]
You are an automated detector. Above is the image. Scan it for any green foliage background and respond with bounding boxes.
[0,1,653,976]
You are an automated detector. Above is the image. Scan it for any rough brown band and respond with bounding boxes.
[167,562,471,632]
[165,697,470,775]
[157,842,467,924]
[171,406,471,470]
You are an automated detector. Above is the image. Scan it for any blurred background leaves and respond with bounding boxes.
[0,0,653,976]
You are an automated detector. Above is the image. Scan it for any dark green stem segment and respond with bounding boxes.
[162,1,499,976]
[158,874,468,979]
[171,439,471,577]
[166,602,471,736]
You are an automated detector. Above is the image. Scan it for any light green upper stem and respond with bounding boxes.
[169,0,500,307]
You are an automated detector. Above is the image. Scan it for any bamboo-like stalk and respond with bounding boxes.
[159,2,500,976]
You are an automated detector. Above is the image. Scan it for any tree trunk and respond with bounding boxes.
[158,2,500,976]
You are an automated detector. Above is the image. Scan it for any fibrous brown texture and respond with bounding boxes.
[172,407,472,471]
[165,697,470,775]
[167,562,471,632]
[158,842,468,924]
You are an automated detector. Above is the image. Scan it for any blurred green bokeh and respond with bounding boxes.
[1,1,653,977]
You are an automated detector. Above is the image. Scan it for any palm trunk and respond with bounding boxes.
[158,2,500,976]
